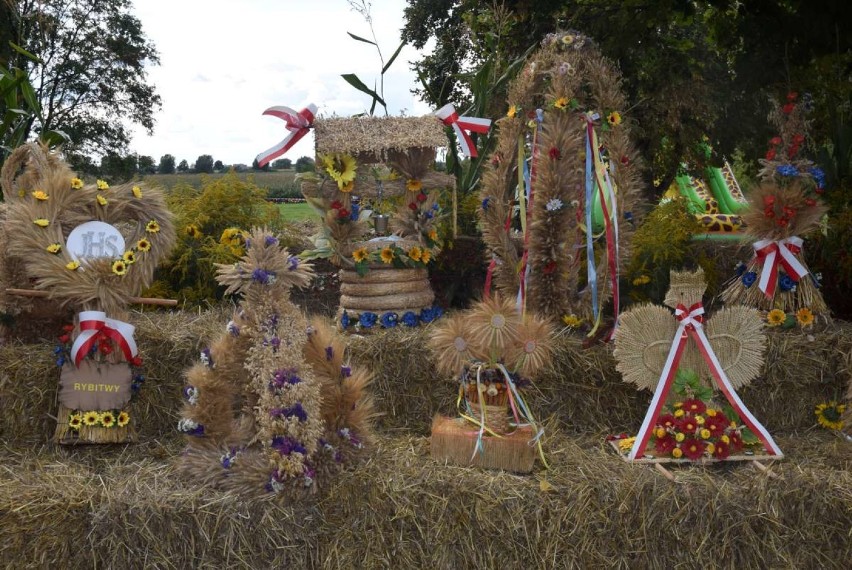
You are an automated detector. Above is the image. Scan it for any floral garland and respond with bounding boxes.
[351,234,439,277]
[55,322,145,431]
[339,305,444,331]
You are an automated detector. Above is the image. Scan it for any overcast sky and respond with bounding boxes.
[129,0,430,166]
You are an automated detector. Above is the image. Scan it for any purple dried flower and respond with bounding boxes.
[270,368,302,389]
[287,255,299,270]
[265,235,279,246]
[325,346,334,361]
[271,436,307,456]
[252,268,270,284]
[341,366,351,377]
[226,320,240,336]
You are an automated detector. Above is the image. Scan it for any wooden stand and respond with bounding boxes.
[430,415,536,473]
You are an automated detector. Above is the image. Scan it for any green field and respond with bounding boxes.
[278,201,320,222]
[143,170,299,195]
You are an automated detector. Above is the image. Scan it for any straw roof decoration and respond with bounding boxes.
[299,115,451,278]
[177,228,374,498]
[479,30,643,326]
[615,268,765,393]
[720,92,829,317]
[1,143,175,316]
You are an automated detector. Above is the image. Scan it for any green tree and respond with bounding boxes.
[213,159,224,171]
[252,157,271,172]
[138,154,156,174]
[8,0,161,166]
[158,153,175,174]
[272,157,292,169]
[177,159,189,172]
[99,151,137,182]
[195,154,214,173]
[294,156,315,173]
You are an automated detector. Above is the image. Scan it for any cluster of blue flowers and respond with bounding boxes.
[741,271,757,288]
[808,166,826,189]
[776,164,799,177]
[340,305,444,330]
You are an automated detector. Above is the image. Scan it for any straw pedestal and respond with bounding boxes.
[338,267,435,329]
[430,415,536,473]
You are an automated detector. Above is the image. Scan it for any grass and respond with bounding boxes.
[144,170,301,197]
[279,202,320,222]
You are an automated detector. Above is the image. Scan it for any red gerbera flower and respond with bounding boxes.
[729,431,744,452]
[677,415,698,434]
[657,414,677,429]
[682,399,706,415]
[705,415,728,436]
[655,435,677,455]
[712,441,731,460]
[682,438,706,460]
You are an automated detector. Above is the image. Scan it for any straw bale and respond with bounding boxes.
[1,431,850,568]
[313,115,447,160]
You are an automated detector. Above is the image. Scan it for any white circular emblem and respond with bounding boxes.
[66,221,126,262]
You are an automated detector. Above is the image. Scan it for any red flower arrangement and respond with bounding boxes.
[650,400,750,461]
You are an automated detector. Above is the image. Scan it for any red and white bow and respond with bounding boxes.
[753,236,807,298]
[70,311,138,367]
[256,104,317,168]
[434,103,491,158]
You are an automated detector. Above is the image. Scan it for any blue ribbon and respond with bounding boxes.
[584,121,599,323]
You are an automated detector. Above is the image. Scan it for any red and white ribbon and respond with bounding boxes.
[256,104,317,168]
[753,236,807,297]
[434,103,491,158]
[70,311,138,367]
[628,302,782,460]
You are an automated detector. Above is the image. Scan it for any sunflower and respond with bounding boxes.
[406,179,422,192]
[132,185,142,198]
[607,111,622,126]
[340,181,354,193]
[99,411,116,428]
[352,247,369,263]
[145,220,160,233]
[66,261,80,271]
[426,313,479,376]
[68,414,83,430]
[34,218,49,227]
[408,246,422,262]
[82,411,100,426]
[122,250,136,264]
[421,249,432,264]
[111,259,128,276]
[796,307,814,327]
[506,105,517,118]
[117,411,130,427]
[815,401,845,431]
[766,309,786,326]
[380,247,394,264]
[553,97,569,110]
[136,238,152,252]
[71,177,83,189]
[46,243,62,254]
[97,179,110,190]
[96,194,108,206]
[507,313,555,378]
[32,190,49,200]
[321,153,357,190]
[185,224,202,238]
[467,295,519,355]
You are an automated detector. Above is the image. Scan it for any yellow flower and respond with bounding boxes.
[671,447,683,458]
[352,247,369,263]
[34,218,50,227]
[406,179,422,192]
[66,261,80,271]
[408,246,423,262]
[380,247,394,264]
[428,228,438,241]
[655,427,666,439]
[796,307,814,327]
[132,185,142,198]
[700,429,711,439]
[70,177,83,189]
[507,105,517,118]
[617,436,636,451]
[554,97,569,110]
[112,259,128,276]
[99,412,116,428]
[145,220,160,233]
[421,249,432,264]
[695,415,705,425]
[561,34,575,46]
[136,238,152,252]
[185,224,202,238]
[607,111,622,126]
[632,275,651,286]
[68,414,83,430]
[674,402,683,408]
[82,411,99,426]
[46,243,62,254]
[674,409,685,418]
[729,421,737,429]
[340,181,354,193]
[562,314,582,327]
[720,435,730,444]
[675,432,685,442]
[32,190,49,201]
[97,179,109,190]
[706,443,715,455]
[117,411,130,427]
[815,401,845,431]
[321,153,357,190]
[97,194,108,206]
[122,250,136,264]
[767,309,786,326]
[706,409,717,417]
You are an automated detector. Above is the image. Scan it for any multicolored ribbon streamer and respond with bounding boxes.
[70,311,138,367]
[434,104,492,158]
[752,236,807,297]
[628,302,782,460]
[256,104,317,168]
[516,109,542,315]
[583,114,600,329]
